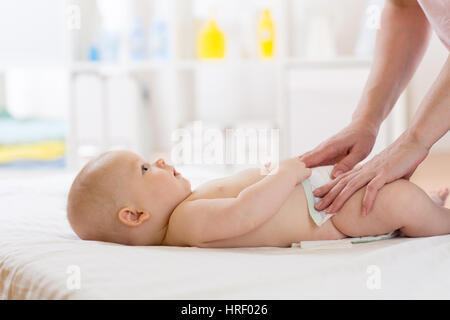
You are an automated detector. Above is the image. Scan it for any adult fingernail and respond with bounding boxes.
[313,189,320,196]
[315,201,323,210]
[325,206,333,213]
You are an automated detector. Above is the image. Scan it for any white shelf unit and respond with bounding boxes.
[66,0,387,170]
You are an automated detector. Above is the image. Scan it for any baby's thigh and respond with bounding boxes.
[330,181,407,238]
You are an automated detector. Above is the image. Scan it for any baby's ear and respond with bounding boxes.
[117,207,150,227]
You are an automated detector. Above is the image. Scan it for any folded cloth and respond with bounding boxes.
[0,141,65,164]
[0,157,66,168]
[0,112,65,145]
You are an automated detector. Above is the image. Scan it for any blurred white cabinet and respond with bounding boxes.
[286,62,407,160]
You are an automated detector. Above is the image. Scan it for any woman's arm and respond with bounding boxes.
[301,0,431,178]
[314,55,450,215]
[352,0,431,127]
[408,54,450,150]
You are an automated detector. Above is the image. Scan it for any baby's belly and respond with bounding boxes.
[202,184,346,248]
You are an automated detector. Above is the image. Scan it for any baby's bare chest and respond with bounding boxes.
[187,168,264,200]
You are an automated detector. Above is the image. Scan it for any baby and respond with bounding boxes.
[67,150,450,247]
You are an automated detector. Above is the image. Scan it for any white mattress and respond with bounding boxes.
[1,168,449,299]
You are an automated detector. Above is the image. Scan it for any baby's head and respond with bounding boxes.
[67,150,191,245]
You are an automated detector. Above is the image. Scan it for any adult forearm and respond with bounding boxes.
[353,0,431,130]
[407,55,450,150]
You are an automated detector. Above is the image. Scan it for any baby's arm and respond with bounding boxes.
[176,158,311,246]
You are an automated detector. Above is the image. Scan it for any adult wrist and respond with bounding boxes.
[351,98,387,135]
[351,114,381,136]
[404,126,433,151]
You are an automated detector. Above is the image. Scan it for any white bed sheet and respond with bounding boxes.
[1,168,449,299]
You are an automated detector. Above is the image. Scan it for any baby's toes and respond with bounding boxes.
[439,187,449,201]
[430,188,447,207]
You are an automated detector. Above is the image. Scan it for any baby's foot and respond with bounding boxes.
[430,187,449,207]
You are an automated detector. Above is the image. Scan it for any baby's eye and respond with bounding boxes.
[141,164,149,173]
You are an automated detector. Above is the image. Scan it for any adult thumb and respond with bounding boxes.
[331,152,362,178]
[300,145,335,168]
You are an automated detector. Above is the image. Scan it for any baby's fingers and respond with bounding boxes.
[300,144,335,168]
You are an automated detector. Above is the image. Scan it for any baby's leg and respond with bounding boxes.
[331,179,450,238]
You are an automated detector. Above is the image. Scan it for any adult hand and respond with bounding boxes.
[299,120,378,178]
[313,132,429,215]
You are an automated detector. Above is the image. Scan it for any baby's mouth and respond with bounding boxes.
[173,168,180,177]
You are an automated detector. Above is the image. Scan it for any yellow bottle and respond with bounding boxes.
[197,19,226,59]
[258,9,275,58]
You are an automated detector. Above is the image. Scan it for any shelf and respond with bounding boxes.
[0,57,372,76]
[176,59,281,70]
[69,61,171,74]
[69,56,372,75]
[285,57,372,69]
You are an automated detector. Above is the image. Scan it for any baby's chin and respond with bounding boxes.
[179,176,192,196]
[183,177,192,193]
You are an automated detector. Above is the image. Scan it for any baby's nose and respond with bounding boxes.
[155,158,166,168]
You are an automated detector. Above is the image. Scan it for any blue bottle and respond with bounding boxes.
[88,44,100,61]
[100,28,120,62]
[148,18,169,59]
[129,17,147,61]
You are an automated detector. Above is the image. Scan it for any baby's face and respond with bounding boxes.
[115,151,192,214]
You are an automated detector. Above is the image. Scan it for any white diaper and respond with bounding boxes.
[301,165,335,226]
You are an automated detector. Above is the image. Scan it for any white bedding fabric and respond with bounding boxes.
[1,169,449,299]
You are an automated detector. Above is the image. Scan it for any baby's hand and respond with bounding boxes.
[280,157,312,184]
